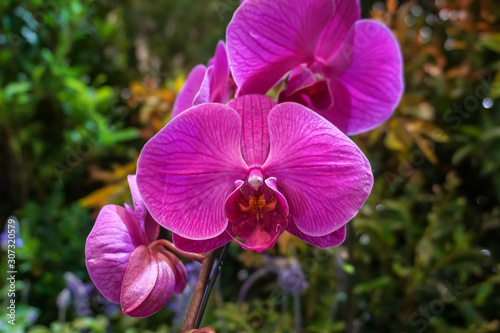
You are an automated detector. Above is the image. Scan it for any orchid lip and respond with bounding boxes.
[229,223,284,253]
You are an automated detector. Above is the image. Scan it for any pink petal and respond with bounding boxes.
[121,245,175,317]
[262,102,373,237]
[143,213,160,244]
[315,0,361,61]
[226,95,276,167]
[85,205,137,304]
[157,248,188,294]
[172,65,207,118]
[172,231,232,253]
[193,66,212,106]
[224,180,246,222]
[325,20,404,135]
[226,0,334,94]
[287,222,346,248]
[126,176,159,244]
[282,66,317,96]
[278,80,333,112]
[209,41,230,103]
[121,203,145,247]
[193,42,230,106]
[127,175,160,243]
[127,175,146,223]
[264,177,289,218]
[137,103,248,240]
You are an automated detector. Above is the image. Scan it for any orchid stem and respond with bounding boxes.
[149,239,205,263]
[181,244,229,332]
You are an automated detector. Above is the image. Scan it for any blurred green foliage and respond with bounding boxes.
[1,0,499,332]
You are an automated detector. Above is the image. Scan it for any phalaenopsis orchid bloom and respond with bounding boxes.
[227,0,403,135]
[85,175,196,317]
[137,95,373,253]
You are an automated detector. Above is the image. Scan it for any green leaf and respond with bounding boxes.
[4,81,31,100]
[342,262,355,275]
[481,33,500,54]
[474,284,493,306]
[490,70,500,99]
[101,128,139,145]
[63,77,88,96]
[353,276,392,294]
[452,144,475,165]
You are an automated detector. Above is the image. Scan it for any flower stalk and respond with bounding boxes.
[149,239,206,263]
[181,244,229,332]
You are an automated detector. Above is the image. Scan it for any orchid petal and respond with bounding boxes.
[118,205,145,247]
[121,245,175,317]
[193,41,231,106]
[137,103,248,240]
[227,95,276,167]
[325,20,404,135]
[282,66,317,97]
[264,177,289,218]
[193,66,213,106]
[143,213,160,244]
[278,80,333,113]
[85,205,137,303]
[157,248,188,294]
[263,102,373,237]
[224,180,246,222]
[315,0,361,61]
[227,0,334,94]
[287,222,346,248]
[209,41,230,102]
[173,231,232,254]
[127,175,147,229]
[172,65,207,117]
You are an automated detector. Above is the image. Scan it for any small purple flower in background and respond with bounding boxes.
[238,256,308,302]
[172,41,235,117]
[277,258,309,294]
[137,95,373,253]
[56,287,72,322]
[64,272,93,316]
[85,175,188,317]
[1,217,24,251]
[26,307,38,325]
[227,0,403,135]
[56,288,71,310]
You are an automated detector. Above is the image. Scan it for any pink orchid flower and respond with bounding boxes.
[137,95,373,253]
[172,40,234,118]
[85,175,189,317]
[226,0,404,135]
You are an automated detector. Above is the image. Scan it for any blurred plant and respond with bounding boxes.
[1,0,500,332]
